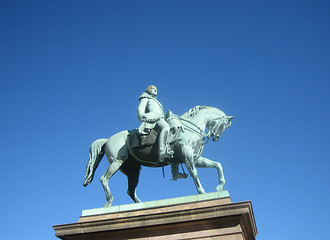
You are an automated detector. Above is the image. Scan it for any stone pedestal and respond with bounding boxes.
[53,192,257,240]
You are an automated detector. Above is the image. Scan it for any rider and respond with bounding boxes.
[137,85,188,180]
[137,85,174,162]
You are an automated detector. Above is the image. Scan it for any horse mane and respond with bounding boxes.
[181,105,224,118]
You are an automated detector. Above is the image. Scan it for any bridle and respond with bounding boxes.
[205,117,227,142]
[178,116,226,144]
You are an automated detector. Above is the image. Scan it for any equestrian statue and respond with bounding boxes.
[83,85,234,207]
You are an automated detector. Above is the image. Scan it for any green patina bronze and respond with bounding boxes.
[84,85,234,207]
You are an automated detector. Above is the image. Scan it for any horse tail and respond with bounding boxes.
[83,138,108,187]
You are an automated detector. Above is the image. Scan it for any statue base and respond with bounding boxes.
[53,191,257,239]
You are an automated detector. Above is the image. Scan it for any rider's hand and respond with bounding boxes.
[146,117,160,123]
[141,112,160,123]
[140,116,159,123]
[140,116,148,122]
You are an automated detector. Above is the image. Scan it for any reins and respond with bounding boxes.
[177,115,223,145]
[177,116,206,139]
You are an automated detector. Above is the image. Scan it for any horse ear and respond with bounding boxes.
[227,116,234,120]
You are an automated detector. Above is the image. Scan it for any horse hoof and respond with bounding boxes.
[134,198,142,203]
[216,185,224,192]
[104,201,112,208]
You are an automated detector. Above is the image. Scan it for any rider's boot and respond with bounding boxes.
[159,145,174,162]
[171,163,188,181]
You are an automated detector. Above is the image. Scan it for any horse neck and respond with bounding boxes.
[189,110,221,129]
[188,112,208,131]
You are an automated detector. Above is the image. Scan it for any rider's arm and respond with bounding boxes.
[137,98,148,122]
[138,98,161,123]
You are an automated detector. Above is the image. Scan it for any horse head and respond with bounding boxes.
[181,105,233,142]
[207,114,234,142]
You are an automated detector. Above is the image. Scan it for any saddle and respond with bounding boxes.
[129,111,183,149]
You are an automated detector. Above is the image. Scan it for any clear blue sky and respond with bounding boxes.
[1,1,329,239]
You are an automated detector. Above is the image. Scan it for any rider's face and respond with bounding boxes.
[149,87,157,96]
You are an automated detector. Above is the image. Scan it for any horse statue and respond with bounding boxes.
[83,106,233,207]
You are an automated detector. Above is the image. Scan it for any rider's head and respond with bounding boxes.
[146,85,157,97]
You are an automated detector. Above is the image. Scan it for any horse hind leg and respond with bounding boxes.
[100,160,123,207]
[120,160,142,203]
[98,130,130,207]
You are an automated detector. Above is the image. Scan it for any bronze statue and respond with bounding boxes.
[83,86,233,207]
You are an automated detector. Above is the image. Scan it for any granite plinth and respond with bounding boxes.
[53,191,257,240]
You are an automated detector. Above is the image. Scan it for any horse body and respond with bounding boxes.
[84,106,233,207]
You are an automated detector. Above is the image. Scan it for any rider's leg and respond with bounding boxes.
[157,118,174,162]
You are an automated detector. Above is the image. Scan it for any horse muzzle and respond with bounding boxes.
[212,135,220,142]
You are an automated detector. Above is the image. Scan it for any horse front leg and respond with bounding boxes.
[182,145,205,194]
[195,156,225,192]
